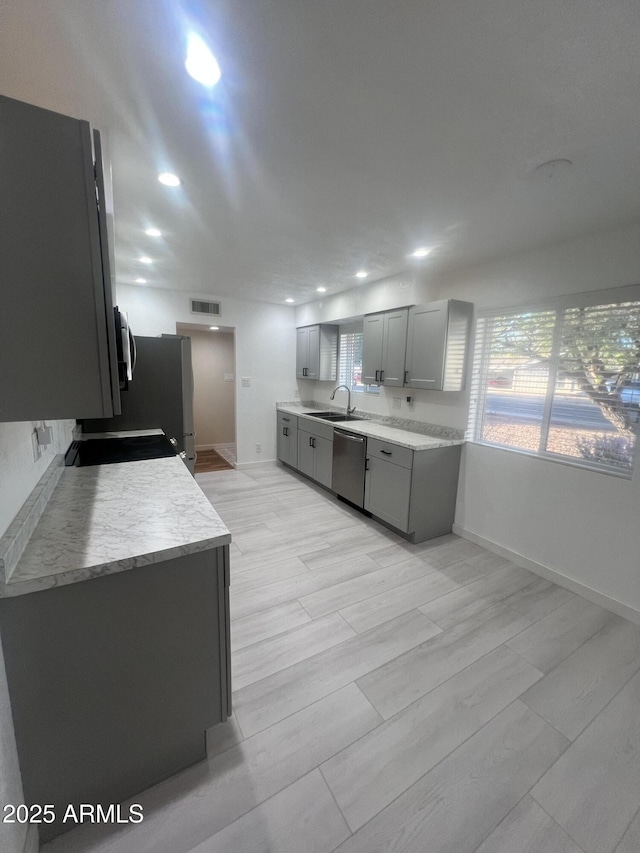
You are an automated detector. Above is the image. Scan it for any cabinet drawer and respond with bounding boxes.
[277,411,298,428]
[297,417,334,442]
[367,437,413,469]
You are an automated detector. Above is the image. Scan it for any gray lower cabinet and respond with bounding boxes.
[0,94,121,421]
[365,437,462,543]
[277,412,298,467]
[296,417,334,488]
[0,547,231,844]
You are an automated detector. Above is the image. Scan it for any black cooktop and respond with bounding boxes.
[65,434,177,467]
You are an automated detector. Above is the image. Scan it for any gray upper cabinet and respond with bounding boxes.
[0,94,120,422]
[405,300,473,391]
[296,324,338,380]
[362,308,408,387]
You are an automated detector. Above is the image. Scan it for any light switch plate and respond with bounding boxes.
[241,377,251,387]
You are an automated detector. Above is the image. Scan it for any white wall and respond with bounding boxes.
[117,285,297,466]
[0,420,74,540]
[442,220,640,616]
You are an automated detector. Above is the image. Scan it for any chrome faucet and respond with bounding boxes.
[330,384,356,417]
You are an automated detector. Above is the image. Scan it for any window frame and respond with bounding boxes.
[337,323,380,395]
[468,284,640,479]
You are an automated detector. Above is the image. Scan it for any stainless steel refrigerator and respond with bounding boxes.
[81,335,196,474]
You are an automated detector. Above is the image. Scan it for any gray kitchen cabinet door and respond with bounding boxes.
[277,415,298,467]
[313,435,334,489]
[362,313,385,384]
[0,94,120,421]
[297,430,315,478]
[381,308,408,386]
[306,325,321,379]
[405,301,448,390]
[364,456,412,532]
[296,327,310,379]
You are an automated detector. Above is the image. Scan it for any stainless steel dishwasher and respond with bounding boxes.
[332,429,367,507]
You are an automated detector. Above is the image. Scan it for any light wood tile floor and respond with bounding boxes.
[44,463,640,853]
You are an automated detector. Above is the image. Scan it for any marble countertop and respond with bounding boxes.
[277,404,465,451]
[2,456,231,598]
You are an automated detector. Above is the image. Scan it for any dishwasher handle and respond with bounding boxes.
[334,430,365,442]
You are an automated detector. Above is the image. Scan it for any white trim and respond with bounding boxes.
[452,523,640,625]
[235,459,277,470]
[195,442,236,452]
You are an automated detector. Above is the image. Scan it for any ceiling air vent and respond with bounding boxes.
[190,299,221,317]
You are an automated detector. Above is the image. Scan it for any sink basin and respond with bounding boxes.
[306,412,364,422]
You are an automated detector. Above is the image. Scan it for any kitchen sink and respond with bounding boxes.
[306,412,364,422]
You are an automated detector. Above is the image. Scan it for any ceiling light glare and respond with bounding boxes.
[355,270,368,279]
[210,326,220,331]
[135,277,147,284]
[139,256,152,264]
[285,298,294,303]
[158,172,181,187]
[317,287,327,293]
[185,33,221,87]
[145,227,162,237]
[411,247,431,258]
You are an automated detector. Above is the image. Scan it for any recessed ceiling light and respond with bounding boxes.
[285,298,294,303]
[158,172,181,187]
[317,287,327,293]
[185,34,221,87]
[135,278,147,284]
[210,326,220,331]
[139,256,152,264]
[145,227,162,237]
[355,270,368,279]
[410,247,431,258]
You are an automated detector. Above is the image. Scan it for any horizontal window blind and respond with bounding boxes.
[470,296,640,475]
[338,329,365,391]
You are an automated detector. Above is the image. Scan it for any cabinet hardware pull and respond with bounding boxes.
[282,417,290,421]
[380,370,385,382]
[375,370,379,382]
[309,436,313,447]
[404,370,408,384]
[283,427,288,436]
[365,458,369,470]
[380,449,392,455]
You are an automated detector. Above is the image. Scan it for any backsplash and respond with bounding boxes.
[277,401,464,440]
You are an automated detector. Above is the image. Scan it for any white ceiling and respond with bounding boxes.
[2,1,640,305]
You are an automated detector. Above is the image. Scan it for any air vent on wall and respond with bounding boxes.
[190,299,221,317]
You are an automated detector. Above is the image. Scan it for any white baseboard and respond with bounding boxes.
[452,523,640,626]
[235,459,277,470]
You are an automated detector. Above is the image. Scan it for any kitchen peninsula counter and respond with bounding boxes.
[2,455,230,598]
[0,452,232,844]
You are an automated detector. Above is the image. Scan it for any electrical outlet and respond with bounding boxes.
[406,396,415,411]
[255,443,262,453]
[294,389,300,398]
[392,397,401,410]
[241,377,251,387]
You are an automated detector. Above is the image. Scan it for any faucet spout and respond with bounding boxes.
[330,384,356,417]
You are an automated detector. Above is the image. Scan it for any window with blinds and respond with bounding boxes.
[469,291,640,475]
[338,326,365,392]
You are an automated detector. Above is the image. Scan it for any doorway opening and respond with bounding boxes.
[176,322,237,471]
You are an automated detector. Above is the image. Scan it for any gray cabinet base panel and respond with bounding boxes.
[0,548,229,843]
